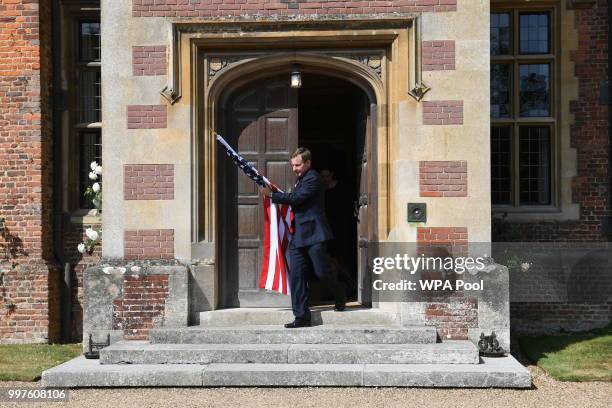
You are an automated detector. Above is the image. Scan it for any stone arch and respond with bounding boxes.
[207,53,384,110]
[194,52,389,279]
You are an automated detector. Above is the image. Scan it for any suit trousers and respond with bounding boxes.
[288,241,346,321]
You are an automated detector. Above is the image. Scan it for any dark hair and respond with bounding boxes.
[291,147,312,163]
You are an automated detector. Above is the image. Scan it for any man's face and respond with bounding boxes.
[290,155,311,178]
[320,169,333,188]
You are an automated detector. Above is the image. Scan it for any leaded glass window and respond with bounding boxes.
[490,6,555,208]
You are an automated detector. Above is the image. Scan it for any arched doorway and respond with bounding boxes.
[211,59,379,308]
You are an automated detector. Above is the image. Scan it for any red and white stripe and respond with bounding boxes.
[259,196,293,295]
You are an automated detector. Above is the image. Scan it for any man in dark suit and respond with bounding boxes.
[260,147,346,328]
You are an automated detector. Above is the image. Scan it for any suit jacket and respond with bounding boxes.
[271,168,333,248]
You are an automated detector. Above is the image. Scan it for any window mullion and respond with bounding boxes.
[513,123,520,207]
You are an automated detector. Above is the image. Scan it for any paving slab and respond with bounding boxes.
[41,356,203,388]
[199,307,399,327]
[100,342,288,365]
[99,340,478,365]
[363,356,532,388]
[286,341,479,364]
[41,356,531,388]
[149,325,437,344]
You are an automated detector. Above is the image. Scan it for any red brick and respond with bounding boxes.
[419,160,467,197]
[127,105,167,129]
[132,0,457,17]
[422,101,463,125]
[112,274,169,340]
[124,164,174,200]
[124,229,174,260]
[422,40,455,71]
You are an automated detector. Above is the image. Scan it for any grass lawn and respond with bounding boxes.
[0,343,82,382]
[519,323,612,382]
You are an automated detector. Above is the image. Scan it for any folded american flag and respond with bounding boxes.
[215,134,293,295]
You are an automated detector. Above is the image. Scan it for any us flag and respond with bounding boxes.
[216,134,293,295]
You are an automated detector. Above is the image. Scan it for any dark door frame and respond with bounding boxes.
[198,51,387,310]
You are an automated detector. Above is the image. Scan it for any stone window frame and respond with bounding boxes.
[490,1,560,213]
[59,1,102,220]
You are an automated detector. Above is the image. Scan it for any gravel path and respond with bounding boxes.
[2,346,610,408]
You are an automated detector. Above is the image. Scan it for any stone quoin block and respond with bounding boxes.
[422,100,463,125]
[124,164,174,200]
[124,229,174,260]
[132,0,458,17]
[422,40,455,71]
[127,105,167,129]
[132,46,167,76]
[419,160,467,197]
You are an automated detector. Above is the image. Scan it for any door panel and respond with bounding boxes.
[224,76,298,307]
[265,118,290,152]
[356,94,373,306]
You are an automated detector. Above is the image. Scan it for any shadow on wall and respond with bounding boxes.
[567,248,612,304]
[0,220,28,260]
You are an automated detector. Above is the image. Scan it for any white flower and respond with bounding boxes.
[90,161,98,171]
[102,266,114,274]
[85,228,99,241]
[92,182,100,193]
[95,165,102,175]
[77,243,86,253]
[89,171,98,180]
[130,266,141,272]
[521,262,531,272]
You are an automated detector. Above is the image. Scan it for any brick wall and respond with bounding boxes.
[0,0,54,260]
[422,40,455,71]
[112,274,169,340]
[419,161,467,197]
[422,100,463,125]
[132,46,167,76]
[511,302,612,334]
[132,0,458,17]
[127,105,167,129]
[426,296,478,340]
[124,229,174,260]
[124,164,174,200]
[0,0,60,343]
[0,261,60,344]
[416,227,476,339]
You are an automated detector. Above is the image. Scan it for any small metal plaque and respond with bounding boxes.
[407,203,427,223]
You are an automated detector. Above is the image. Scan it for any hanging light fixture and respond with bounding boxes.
[290,64,302,88]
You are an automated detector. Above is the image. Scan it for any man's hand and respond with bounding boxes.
[258,185,272,197]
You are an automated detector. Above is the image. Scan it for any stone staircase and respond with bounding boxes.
[41,308,531,388]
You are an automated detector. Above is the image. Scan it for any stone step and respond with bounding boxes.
[149,325,437,344]
[41,355,532,388]
[99,340,478,365]
[198,307,399,327]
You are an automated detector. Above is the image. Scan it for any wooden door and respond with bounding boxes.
[222,76,298,307]
[356,94,375,306]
